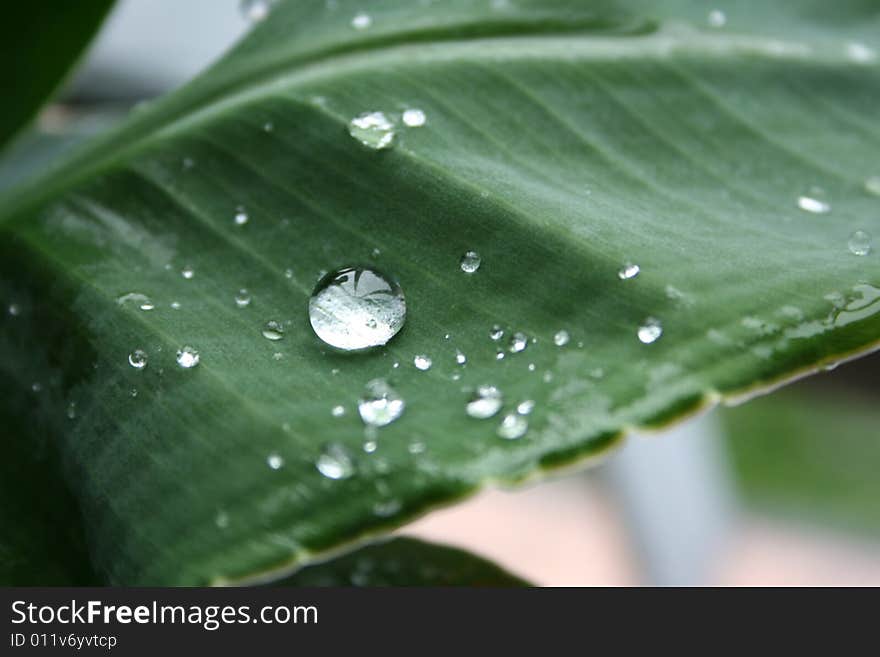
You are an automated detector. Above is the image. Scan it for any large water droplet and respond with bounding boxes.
[348,111,394,149]
[508,332,528,353]
[413,354,432,371]
[176,346,200,368]
[262,320,285,340]
[618,262,640,280]
[497,412,528,440]
[797,186,831,214]
[316,443,355,479]
[235,289,251,307]
[351,12,372,30]
[637,318,663,344]
[358,379,405,427]
[460,251,481,273]
[309,266,406,350]
[848,230,872,256]
[128,349,148,370]
[466,385,503,419]
[402,108,426,127]
[553,330,570,347]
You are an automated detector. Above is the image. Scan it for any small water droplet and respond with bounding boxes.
[460,250,481,274]
[182,157,195,170]
[542,371,554,383]
[272,352,284,361]
[130,388,138,398]
[363,440,378,454]
[316,443,355,479]
[263,121,274,133]
[553,330,570,347]
[31,382,42,393]
[170,301,181,310]
[309,266,406,350]
[414,354,432,371]
[638,318,663,344]
[116,292,154,311]
[489,324,504,341]
[455,349,467,365]
[497,412,528,440]
[517,400,535,415]
[618,262,640,280]
[128,349,148,370]
[527,363,536,372]
[707,9,726,27]
[215,510,230,529]
[8,303,20,316]
[181,266,195,279]
[495,350,505,361]
[508,332,528,353]
[848,229,872,256]
[66,402,77,419]
[267,452,284,470]
[408,441,426,454]
[466,385,503,419]
[234,207,249,226]
[235,289,251,307]
[332,405,346,417]
[865,177,880,196]
[797,186,831,214]
[176,346,200,368]
[402,108,426,127]
[348,111,394,149]
[358,379,405,427]
[240,0,271,22]
[262,320,285,340]
[351,11,372,29]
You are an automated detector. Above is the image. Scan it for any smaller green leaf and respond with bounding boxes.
[275,537,529,587]
[722,376,880,536]
[0,1,116,150]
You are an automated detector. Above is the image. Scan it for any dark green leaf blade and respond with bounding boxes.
[0,1,116,150]
[1,1,879,585]
[277,537,529,587]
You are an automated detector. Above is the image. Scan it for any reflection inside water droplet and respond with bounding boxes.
[262,320,285,340]
[128,349,148,370]
[848,230,872,256]
[348,111,394,149]
[358,379,405,427]
[497,413,528,440]
[316,443,355,479]
[466,385,503,419]
[309,266,406,350]
[176,346,200,368]
[460,251,481,273]
[637,318,663,344]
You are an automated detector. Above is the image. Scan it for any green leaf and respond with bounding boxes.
[0,1,116,150]
[1,1,879,585]
[722,377,880,536]
[276,537,528,587]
